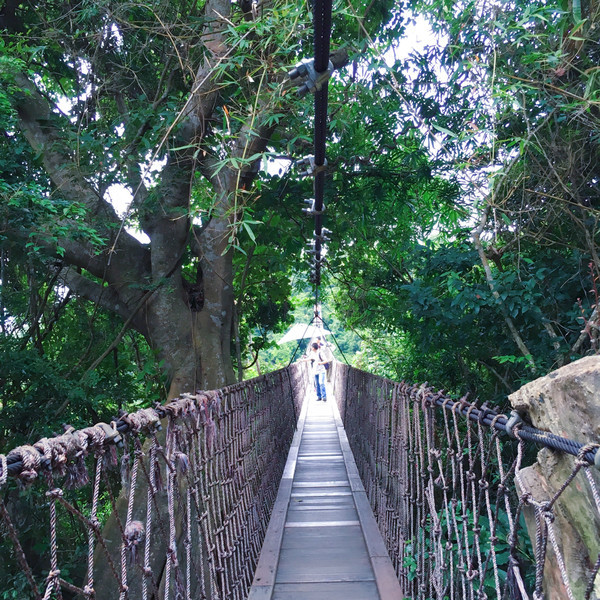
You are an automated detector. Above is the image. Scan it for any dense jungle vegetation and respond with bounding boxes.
[0,0,599,452]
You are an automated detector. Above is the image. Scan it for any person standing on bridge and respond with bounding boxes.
[308,342,328,402]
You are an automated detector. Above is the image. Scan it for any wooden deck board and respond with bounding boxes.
[271,581,381,600]
[248,388,403,600]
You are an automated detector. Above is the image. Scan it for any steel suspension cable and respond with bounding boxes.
[310,0,333,296]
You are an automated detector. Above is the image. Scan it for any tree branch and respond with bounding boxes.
[15,73,119,225]
[58,268,136,325]
[13,72,150,291]
[472,206,537,372]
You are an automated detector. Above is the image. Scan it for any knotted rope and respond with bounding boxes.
[0,365,308,600]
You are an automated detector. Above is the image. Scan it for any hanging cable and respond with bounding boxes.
[289,0,334,301]
[319,315,351,366]
[286,315,320,367]
[311,0,333,299]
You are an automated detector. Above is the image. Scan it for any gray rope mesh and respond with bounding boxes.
[0,365,307,600]
[331,363,600,599]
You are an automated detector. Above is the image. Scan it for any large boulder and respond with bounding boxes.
[509,356,600,599]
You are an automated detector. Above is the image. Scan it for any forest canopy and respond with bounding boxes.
[0,0,599,452]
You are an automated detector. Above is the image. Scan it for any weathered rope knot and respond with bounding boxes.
[520,491,533,505]
[34,438,53,462]
[577,442,600,466]
[83,584,95,597]
[490,413,504,429]
[46,488,64,500]
[11,445,42,482]
[46,569,61,580]
[540,503,556,523]
[122,408,161,434]
[89,517,101,532]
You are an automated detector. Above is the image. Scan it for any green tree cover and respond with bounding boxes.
[0,0,397,425]
[0,3,398,592]
[319,0,600,399]
[1,0,598,431]
[1,0,597,594]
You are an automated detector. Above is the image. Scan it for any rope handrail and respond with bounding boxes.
[0,364,309,600]
[332,362,600,599]
[1,368,298,480]
[340,362,600,467]
[4,361,597,480]
[3,361,600,598]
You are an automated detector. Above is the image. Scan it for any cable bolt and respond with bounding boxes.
[315,227,331,243]
[288,58,334,97]
[313,256,326,267]
[505,410,524,439]
[297,155,328,178]
[97,422,123,448]
[301,198,324,216]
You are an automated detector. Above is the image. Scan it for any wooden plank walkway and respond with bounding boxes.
[249,387,402,599]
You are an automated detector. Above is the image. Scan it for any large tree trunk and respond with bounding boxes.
[144,254,235,397]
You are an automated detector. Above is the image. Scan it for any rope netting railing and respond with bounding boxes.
[332,362,600,599]
[0,364,307,600]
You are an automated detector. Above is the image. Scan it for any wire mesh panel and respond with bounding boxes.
[0,365,308,600]
[332,362,600,599]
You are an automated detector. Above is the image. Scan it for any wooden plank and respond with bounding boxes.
[331,400,404,599]
[249,391,312,599]
[272,581,380,600]
[250,392,403,600]
[275,544,375,584]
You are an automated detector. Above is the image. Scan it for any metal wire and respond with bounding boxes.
[309,0,333,296]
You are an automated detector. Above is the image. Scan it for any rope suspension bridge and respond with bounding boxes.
[3,1,600,599]
[2,362,600,599]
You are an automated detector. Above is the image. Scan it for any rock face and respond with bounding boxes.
[509,356,600,600]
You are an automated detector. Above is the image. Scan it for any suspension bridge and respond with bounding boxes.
[2,359,600,599]
[3,0,600,597]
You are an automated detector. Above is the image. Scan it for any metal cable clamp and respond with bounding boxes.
[315,227,331,243]
[302,198,324,216]
[97,422,124,448]
[505,410,524,438]
[288,58,334,97]
[297,155,328,178]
